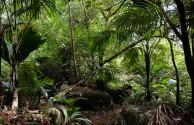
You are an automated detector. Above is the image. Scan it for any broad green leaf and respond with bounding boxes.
[18,26,46,62]
[152,84,166,88]
[1,40,12,64]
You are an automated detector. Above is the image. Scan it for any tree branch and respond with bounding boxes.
[100,38,143,66]
[160,6,182,40]
[58,39,143,96]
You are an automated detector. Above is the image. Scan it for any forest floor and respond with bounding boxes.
[81,103,194,125]
[81,104,123,125]
[0,103,194,125]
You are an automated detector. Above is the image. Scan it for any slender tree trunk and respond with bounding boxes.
[81,0,89,31]
[99,52,104,66]
[67,0,78,84]
[11,0,19,110]
[0,18,3,96]
[145,41,151,101]
[168,40,180,105]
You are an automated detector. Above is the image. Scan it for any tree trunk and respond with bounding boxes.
[145,41,151,101]
[11,0,19,110]
[0,18,3,96]
[174,0,194,108]
[168,39,180,105]
[81,0,89,31]
[11,39,19,110]
[67,0,78,84]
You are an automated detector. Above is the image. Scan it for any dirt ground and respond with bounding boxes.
[82,105,123,125]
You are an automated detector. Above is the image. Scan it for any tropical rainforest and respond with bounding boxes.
[0,0,194,124]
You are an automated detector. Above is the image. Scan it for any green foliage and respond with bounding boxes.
[1,26,46,64]
[0,0,193,108]
[6,0,56,19]
[1,41,11,64]
[36,55,64,82]
[151,81,176,104]
[18,26,46,62]
[48,105,92,125]
[18,62,37,88]
[122,47,140,66]
[112,1,161,35]
[0,117,4,124]
[18,61,54,102]
[50,96,77,107]
[128,86,146,104]
[1,60,11,81]
[91,30,115,53]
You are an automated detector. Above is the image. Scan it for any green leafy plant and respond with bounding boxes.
[18,61,54,108]
[50,96,77,106]
[49,105,92,125]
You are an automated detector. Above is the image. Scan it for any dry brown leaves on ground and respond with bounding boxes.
[82,105,122,125]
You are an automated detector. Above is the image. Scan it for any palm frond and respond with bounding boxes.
[112,2,161,35]
[18,62,37,88]
[18,26,46,62]
[12,0,56,19]
[74,118,92,125]
[40,86,48,99]
[116,30,132,42]
[18,86,36,99]
[1,26,45,63]
[1,40,12,64]
[70,111,81,120]
[90,29,116,54]
[48,105,92,125]
[122,47,140,66]
[96,66,120,83]
[90,29,132,52]
[55,105,68,124]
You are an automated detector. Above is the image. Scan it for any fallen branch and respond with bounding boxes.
[57,39,143,96]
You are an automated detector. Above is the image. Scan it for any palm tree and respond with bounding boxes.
[1,0,56,110]
[2,26,46,109]
[141,40,160,101]
[113,0,194,107]
[112,1,163,101]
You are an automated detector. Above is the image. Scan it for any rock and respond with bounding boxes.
[122,105,152,125]
[106,89,130,104]
[58,86,112,111]
[79,90,112,110]
[59,84,71,92]
[95,79,132,104]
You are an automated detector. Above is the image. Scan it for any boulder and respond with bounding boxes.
[122,105,152,125]
[58,86,112,111]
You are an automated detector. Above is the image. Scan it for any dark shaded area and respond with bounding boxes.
[95,79,132,104]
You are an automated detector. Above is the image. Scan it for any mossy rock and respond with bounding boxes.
[76,90,112,110]
[59,86,112,110]
[122,105,152,125]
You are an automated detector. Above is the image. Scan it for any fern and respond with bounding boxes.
[18,62,38,100]
[18,62,37,88]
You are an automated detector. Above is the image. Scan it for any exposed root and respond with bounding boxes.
[148,104,191,125]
